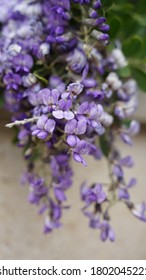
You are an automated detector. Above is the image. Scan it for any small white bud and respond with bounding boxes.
[22,74,37,87]
[39,43,50,56]
[8,44,22,55]
[111,49,127,68]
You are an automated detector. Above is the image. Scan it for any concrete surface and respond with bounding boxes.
[0,118,146,260]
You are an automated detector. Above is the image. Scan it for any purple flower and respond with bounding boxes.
[64,82,84,99]
[84,211,101,228]
[93,0,102,9]
[50,154,73,191]
[29,88,60,109]
[73,0,90,4]
[54,187,67,202]
[119,156,134,168]
[132,202,146,222]
[118,187,130,200]
[82,78,97,88]
[67,48,87,73]
[72,140,91,166]
[77,102,103,129]
[18,128,29,146]
[100,221,115,242]
[3,72,22,90]
[81,183,106,205]
[66,135,91,166]
[88,143,102,159]
[38,88,60,107]
[120,133,133,146]
[52,99,74,120]
[2,0,142,241]
[65,119,87,135]
[44,217,61,234]
[32,115,56,139]
[127,178,137,188]
[49,75,66,93]
[113,164,123,180]
[52,109,74,120]
[28,176,48,205]
[129,120,140,136]
[13,54,33,72]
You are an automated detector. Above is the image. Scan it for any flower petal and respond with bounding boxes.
[52,110,64,119]
[44,119,56,133]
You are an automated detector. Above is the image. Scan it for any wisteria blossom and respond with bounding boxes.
[1,0,145,242]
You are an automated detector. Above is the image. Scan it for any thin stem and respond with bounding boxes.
[6,116,39,128]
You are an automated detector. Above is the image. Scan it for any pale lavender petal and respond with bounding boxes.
[96,104,104,117]
[74,140,90,154]
[37,115,48,129]
[32,129,41,136]
[59,99,72,110]
[118,188,130,200]
[90,120,101,129]
[89,103,98,118]
[113,165,123,179]
[66,135,79,147]
[52,110,64,119]
[67,83,84,95]
[129,120,140,135]
[82,78,97,88]
[132,203,146,222]
[65,119,77,134]
[44,119,56,133]
[120,156,134,167]
[51,89,60,104]
[73,152,87,166]
[28,92,38,106]
[108,228,115,242]
[127,178,137,188]
[97,191,106,203]
[77,102,89,114]
[54,188,66,202]
[42,88,51,105]
[37,90,45,104]
[93,184,106,203]
[61,91,70,99]
[76,119,87,134]
[64,111,74,120]
[37,130,48,139]
[120,133,133,146]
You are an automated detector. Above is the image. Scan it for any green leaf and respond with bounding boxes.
[99,135,110,158]
[108,16,121,39]
[139,38,146,58]
[122,36,142,57]
[122,119,131,128]
[130,66,146,92]
[117,66,131,78]
[132,13,146,27]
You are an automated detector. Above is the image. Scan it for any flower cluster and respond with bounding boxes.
[1,0,145,241]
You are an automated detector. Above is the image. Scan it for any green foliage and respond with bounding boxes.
[117,66,131,78]
[104,0,146,92]
[99,135,110,158]
[131,67,146,92]
[122,36,142,57]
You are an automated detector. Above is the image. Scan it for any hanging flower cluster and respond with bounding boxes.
[1,0,145,241]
